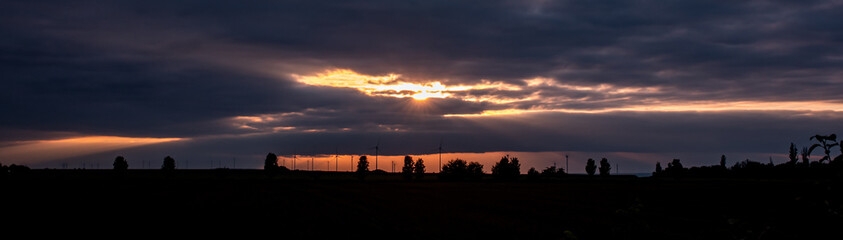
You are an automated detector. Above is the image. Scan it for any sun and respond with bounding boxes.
[410,91,447,100]
[293,69,453,100]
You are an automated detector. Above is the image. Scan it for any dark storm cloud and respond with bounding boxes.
[38,110,843,170]
[194,110,843,157]
[2,0,843,160]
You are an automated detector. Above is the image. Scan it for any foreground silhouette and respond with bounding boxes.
[491,155,520,180]
[585,158,596,176]
[356,155,369,180]
[162,156,175,170]
[2,167,840,239]
[402,155,413,180]
[3,133,843,238]
[414,158,425,179]
[112,156,128,171]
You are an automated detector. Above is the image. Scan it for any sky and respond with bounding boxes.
[1,0,843,173]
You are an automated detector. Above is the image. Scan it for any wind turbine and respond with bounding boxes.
[371,138,380,170]
[565,154,569,174]
[335,147,339,172]
[438,138,444,173]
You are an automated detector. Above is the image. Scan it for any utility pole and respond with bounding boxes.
[565,154,569,174]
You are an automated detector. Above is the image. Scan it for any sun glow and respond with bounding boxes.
[294,69,843,118]
[292,69,520,100]
[293,69,450,100]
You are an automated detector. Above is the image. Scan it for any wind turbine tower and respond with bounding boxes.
[438,139,444,173]
[372,139,380,170]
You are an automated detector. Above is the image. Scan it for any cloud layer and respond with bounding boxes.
[2,0,842,170]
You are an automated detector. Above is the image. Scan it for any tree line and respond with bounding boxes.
[4,133,840,180]
[654,133,843,178]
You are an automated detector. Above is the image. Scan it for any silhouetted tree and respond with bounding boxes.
[414,158,425,179]
[113,156,128,171]
[0,163,30,177]
[585,158,596,176]
[664,159,686,176]
[0,162,8,179]
[527,167,540,180]
[541,166,557,177]
[730,158,774,176]
[668,159,683,169]
[402,155,414,180]
[809,134,839,163]
[264,153,278,171]
[7,164,29,175]
[598,158,611,176]
[162,156,175,170]
[720,155,726,168]
[467,161,484,180]
[801,147,811,166]
[836,140,843,162]
[788,143,799,165]
[491,155,520,180]
[655,162,662,174]
[441,159,468,180]
[357,155,369,179]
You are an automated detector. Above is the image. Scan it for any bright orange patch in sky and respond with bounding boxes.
[444,100,843,117]
[294,68,843,117]
[292,69,520,100]
[0,136,183,165]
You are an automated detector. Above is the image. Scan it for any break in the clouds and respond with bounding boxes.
[1,0,842,171]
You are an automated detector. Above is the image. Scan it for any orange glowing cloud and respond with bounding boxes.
[294,69,843,118]
[0,136,183,165]
[444,100,843,117]
[292,69,521,100]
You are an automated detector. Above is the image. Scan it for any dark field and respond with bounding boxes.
[3,169,842,239]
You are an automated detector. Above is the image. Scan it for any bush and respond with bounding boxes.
[527,167,540,180]
[540,166,566,179]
